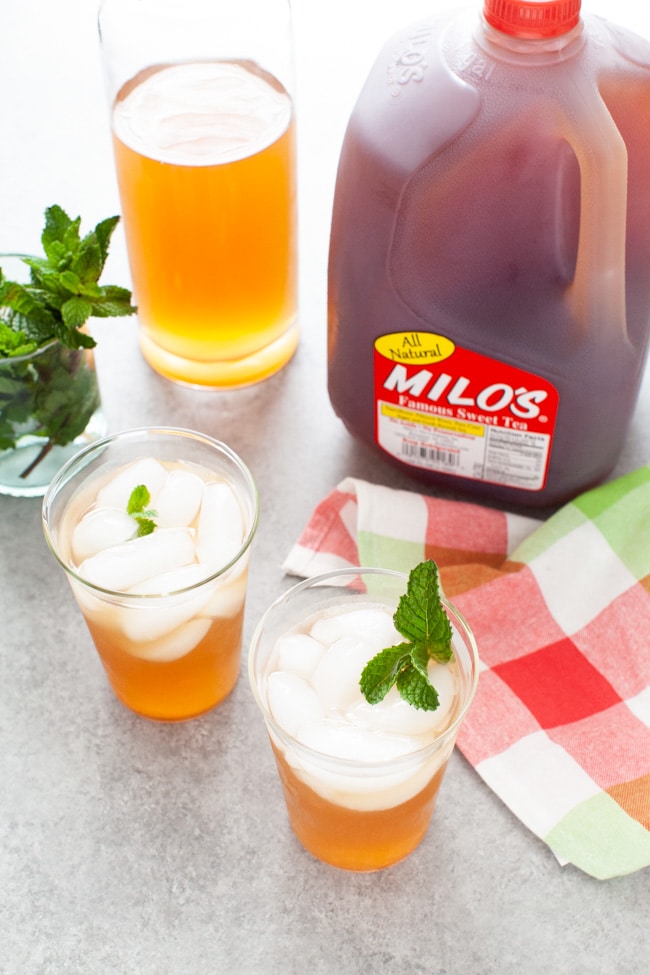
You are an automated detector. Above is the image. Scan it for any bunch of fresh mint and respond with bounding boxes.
[360,560,454,711]
[0,205,135,477]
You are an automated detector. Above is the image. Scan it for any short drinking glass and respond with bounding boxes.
[43,427,259,720]
[248,567,479,871]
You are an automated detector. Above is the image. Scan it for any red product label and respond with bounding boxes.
[373,331,559,491]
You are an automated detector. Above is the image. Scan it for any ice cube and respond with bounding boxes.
[297,719,418,762]
[310,635,372,710]
[275,632,326,680]
[154,468,205,528]
[424,660,457,727]
[199,575,247,619]
[72,507,136,563]
[121,564,213,641]
[310,607,400,650]
[290,726,446,811]
[196,480,245,571]
[79,527,195,591]
[96,457,167,510]
[267,671,325,737]
[69,578,106,621]
[128,617,212,662]
[347,664,456,738]
[128,562,208,596]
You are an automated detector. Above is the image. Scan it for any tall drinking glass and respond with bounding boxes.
[98,0,298,389]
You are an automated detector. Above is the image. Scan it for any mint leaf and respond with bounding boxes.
[127,484,151,515]
[394,560,453,662]
[0,205,136,479]
[2,204,136,354]
[41,204,80,261]
[61,296,94,329]
[32,347,101,446]
[0,354,37,450]
[94,216,120,269]
[126,484,158,536]
[359,644,412,705]
[0,280,58,342]
[0,319,38,357]
[0,339,101,475]
[396,663,440,711]
[134,517,156,538]
[409,641,432,679]
[359,560,453,712]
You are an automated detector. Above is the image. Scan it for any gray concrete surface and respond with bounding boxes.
[1,2,648,972]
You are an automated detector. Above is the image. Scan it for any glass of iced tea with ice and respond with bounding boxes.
[42,427,259,721]
[98,0,298,388]
[248,566,479,871]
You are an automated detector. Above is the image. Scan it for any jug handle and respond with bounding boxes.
[558,84,628,337]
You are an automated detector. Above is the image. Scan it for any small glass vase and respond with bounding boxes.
[0,338,106,498]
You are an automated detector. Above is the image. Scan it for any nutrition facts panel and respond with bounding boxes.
[377,400,551,491]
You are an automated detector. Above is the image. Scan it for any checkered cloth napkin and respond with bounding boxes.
[282,472,650,879]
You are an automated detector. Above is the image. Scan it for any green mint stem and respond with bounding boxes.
[19,438,55,480]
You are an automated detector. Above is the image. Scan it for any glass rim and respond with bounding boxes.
[42,425,260,600]
[248,565,480,771]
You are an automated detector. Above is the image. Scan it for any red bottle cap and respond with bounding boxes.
[483,0,582,39]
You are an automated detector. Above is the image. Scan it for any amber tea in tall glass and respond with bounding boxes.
[99,0,298,389]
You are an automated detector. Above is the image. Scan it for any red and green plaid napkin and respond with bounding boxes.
[283,471,650,879]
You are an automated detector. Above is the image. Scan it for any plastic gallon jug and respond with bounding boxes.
[327,0,650,506]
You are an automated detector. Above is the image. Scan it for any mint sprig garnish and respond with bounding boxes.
[127,484,158,537]
[359,560,453,712]
[0,204,136,479]
[0,205,136,353]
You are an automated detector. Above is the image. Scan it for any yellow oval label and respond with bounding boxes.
[374,332,455,364]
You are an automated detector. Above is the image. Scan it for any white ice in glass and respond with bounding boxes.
[67,458,248,662]
[196,480,245,571]
[79,527,195,591]
[297,719,421,762]
[348,663,457,736]
[200,573,249,618]
[267,671,325,738]
[264,604,460,811]
[310,607,401,649]
[72,507,136,563]
[311,635,373,710]
[275,632,325,680]
[154,468,204,528]
[132,618,212,663]
[123,564,217,643]
[96,457,167,509]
